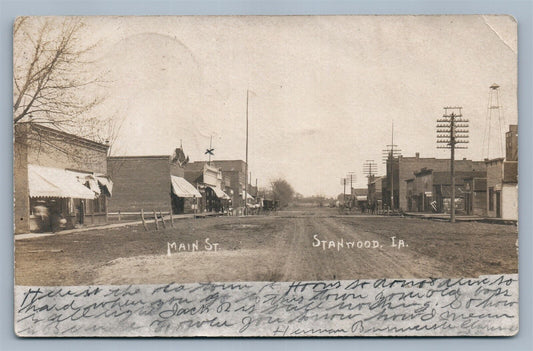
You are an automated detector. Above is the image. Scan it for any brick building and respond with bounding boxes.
[384,152,486,211]
[485,125,518,220]
[14,123,112,234]
[107,152,201,215]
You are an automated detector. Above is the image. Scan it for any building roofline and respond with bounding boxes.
[484,157,505,164]
[25,123,109,151]
[210,159,246,162]
[189,159,246,163]
[108,155,170,160]
[400,155,486,163]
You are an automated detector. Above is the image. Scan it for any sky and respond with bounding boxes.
[23,15,518,197]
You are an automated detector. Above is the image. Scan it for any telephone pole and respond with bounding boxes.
[437,106,469,223]
[347,172,356,209]
[363,160,377,183]
[347,172,356,196]
[382,123,401,211]
[340,177,348,206]
[244,90,250,215]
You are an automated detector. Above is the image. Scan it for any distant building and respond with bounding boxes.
[485,125,518,220]
[14,123,112,233]
[463,176,487,216]
[352,188,367,199]
[407,168,486,214]
[189,160,248,210]
[384,152,486,211]
[351,188,368,209]
[367,176,384,209]
[108,152,201,215]
[183,161,229,213]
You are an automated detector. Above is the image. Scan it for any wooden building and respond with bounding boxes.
[406,168,486,214]
[183,162,230,213]
[184,160,247,211]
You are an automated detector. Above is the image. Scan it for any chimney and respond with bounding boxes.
[415,152,419,159]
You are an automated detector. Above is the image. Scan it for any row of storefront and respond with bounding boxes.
[367,125,518,220]
[14,123,261,234]
[27,164,113,232]
[106,156,259,218]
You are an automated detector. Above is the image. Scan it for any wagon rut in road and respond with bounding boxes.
[278,216,447,280]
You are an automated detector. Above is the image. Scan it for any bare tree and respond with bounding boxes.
[13,17,123,164]
[13,17,108,135]
[271,178,295,208]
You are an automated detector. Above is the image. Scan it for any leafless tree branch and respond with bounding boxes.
[13,17,108,137]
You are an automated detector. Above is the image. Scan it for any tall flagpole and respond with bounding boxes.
[244,89,249,216]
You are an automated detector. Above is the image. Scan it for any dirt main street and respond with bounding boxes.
[15,208,518,286]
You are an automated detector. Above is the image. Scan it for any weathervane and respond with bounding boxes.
[205,135,215,165]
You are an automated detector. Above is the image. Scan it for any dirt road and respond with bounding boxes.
[15,208,518,285]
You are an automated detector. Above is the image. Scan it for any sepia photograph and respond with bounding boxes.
[13,15,518,337]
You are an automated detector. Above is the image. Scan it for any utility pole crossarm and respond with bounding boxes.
[382,122,401,211]
[436,107,469,223]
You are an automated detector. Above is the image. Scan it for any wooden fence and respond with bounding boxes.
[107,209,173,231]
[107,209,222,231]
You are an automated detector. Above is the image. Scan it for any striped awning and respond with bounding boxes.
[96,176,113,196]
[28,165,96,199]
[67,170,101,196]
[208,186,230,200]
[242,191,255,200]
[171,176,201,198]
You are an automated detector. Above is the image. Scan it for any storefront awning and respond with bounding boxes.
[96,176,113,196]
[208,186,230,200]
[171,176,201,198]
[67,171,101,196]
[28,165,96,199]
[242,191,255,200]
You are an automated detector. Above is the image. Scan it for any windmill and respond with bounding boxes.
[482,83,506,159]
